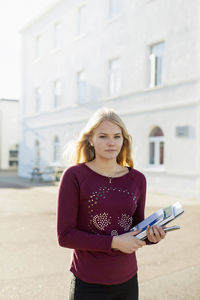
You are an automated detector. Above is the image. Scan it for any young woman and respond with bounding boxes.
[57,107,166,300]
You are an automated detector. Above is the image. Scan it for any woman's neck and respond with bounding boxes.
[89,158,119,177]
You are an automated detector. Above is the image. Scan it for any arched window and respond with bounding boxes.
[53,136,60,162]
[149,127,164,167]
[34,140,40,166]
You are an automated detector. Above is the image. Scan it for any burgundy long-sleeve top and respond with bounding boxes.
[57,162,147,285]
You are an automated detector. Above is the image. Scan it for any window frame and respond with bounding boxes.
[78,5,88,36]
[35,87,41,113]
[109,0,121,19]
[34,34,41,60]
[148,41,165,88]
[77,70,87,104]
[53,79,62,108]
[53,136,60,162]
[108,58,121,97]
[148,132,165,169]
[34,140,40,166]
[53,22,62,50]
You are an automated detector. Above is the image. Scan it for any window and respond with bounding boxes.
[77,71,87,104]
[35,34,41,59]
[53,80,61,108]
[78,6,88,35]
[53,22,61,49]
[148,127,165,167]
[149,42,165,87]
[109,0,121,18]
[35,87,41,113]
[9,144,18,167]
[34,140,40,166]
[109,58,121,97]
[53,136,60,162]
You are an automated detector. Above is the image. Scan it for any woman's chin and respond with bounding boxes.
[98,152,118,160]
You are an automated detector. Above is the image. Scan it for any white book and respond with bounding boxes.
[130,202,184,240]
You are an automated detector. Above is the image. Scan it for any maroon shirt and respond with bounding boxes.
[57,162,146,285]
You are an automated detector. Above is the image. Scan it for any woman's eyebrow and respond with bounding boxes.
[98,132,122,135]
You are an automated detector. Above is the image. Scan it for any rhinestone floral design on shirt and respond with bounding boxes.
[111,230,118,236]
[118,214,133,231]
[93,213,112,231]
[87,185,137,234]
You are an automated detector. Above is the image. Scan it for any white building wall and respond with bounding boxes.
[0,99,20,169]
[21,0,199,112]
[18,0,200,199]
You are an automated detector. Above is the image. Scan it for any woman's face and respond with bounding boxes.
[90,120,124,161]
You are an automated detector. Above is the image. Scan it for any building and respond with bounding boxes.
[19,0,200,199]
[0,98,20,170]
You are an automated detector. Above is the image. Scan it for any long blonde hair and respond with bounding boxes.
[63,107,134,167]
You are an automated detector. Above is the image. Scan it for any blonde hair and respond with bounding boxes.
[63,107,134,167]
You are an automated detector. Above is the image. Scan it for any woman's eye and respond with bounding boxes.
[99,136,121,139]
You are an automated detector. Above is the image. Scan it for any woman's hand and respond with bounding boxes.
[111,230,146,254]
[146,225,166,243]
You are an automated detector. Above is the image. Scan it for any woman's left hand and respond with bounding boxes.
[146,225,166,243]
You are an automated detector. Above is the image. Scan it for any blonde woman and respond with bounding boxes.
[57,107,165,300]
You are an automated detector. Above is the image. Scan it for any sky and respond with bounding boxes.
[0,0,59,100]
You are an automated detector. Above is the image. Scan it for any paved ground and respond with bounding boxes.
[0,170,200,300]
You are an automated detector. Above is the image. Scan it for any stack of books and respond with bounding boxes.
[130,202,184,240]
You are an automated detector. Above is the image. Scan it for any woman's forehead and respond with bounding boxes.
[94,120,122,134]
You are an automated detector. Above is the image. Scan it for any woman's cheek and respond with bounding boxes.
[118,139,123,150]
[95,141,105,151]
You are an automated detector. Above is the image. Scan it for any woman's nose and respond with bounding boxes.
[107,138,115,145]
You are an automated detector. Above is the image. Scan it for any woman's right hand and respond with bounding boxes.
[111,230,146,254]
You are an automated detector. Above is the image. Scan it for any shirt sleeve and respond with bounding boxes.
[132,174,147,228]
[57,167,113,252]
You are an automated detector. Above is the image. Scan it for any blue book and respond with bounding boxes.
[130,202,184,240]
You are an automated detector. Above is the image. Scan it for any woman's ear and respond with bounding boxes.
[88,138,93,147]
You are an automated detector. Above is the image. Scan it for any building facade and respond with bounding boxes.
[19,0,200,199]
[0,99,20,169]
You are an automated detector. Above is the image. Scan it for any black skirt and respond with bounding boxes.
[69,273,138,300]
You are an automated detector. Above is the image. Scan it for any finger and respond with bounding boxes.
[155,226,166,238]
[152,226,160,237]
[157,226,166,239]
[152,226,161,242]
[134,243,144,250]
[147,226,157,243]
[146,225,152,236]
[131,229,142,236]
[131,234,146,247]
[137,239,146,247]
[146,225,152,240]
[149,226,154,236]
